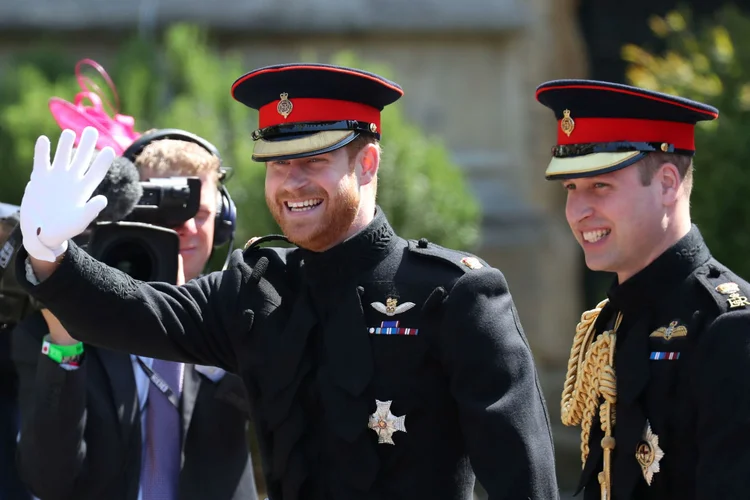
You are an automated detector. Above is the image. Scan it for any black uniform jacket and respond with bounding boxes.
[16,208,559,500]
[577,225,750,499]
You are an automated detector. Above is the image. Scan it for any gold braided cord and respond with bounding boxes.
[596,321,619,500]
[560,299,609,430]
[560,299,622,500]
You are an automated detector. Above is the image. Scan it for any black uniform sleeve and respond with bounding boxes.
[11,314,90,500]
[693,311,750,498]
[212,372,252,416]
[437,267,559,500]
[15,241,280,371]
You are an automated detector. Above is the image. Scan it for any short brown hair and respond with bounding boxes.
[637,152,694,195]
[134,139,220,183]
[345,134,381,161]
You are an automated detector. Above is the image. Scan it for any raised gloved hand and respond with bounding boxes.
[21,127,115,262]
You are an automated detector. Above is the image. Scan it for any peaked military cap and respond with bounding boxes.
[231,63,404,162]
[535,79,719,180]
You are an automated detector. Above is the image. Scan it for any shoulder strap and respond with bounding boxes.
[406,238,487,274]
[695,265,750,314]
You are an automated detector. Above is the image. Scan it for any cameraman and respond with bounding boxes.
[11,133,258,500]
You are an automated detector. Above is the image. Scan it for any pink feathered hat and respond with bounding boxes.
[48,58,141,154]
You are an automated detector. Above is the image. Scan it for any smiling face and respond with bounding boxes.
[563,163,671,282]
[264,141,379,252]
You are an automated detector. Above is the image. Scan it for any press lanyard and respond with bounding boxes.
[135,357,180,408]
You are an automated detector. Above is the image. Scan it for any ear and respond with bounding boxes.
[657,162,681,206]
[357,143,380,186]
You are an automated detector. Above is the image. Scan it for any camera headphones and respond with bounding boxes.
[122,128,237,248]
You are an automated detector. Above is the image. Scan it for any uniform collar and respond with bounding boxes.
[298,206,398,284]
[607,224,711,316]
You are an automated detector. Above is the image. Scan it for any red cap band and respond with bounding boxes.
[557,117,696,151]
[259,98,381,129]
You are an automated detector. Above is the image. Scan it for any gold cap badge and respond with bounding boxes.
[561,109,575,137]
[716,282,740,295]
[277,92,293,119]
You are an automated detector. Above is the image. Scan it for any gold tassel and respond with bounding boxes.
[560,300,622,499]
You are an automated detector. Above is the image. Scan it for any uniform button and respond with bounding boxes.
[708,265,721,278]
[418,238,429,248]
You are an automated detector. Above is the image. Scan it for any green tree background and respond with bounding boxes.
[0,24,480,267]
[623,6,750,277]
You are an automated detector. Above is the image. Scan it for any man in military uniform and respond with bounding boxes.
[14,64,559,499]
[536,80,750,499]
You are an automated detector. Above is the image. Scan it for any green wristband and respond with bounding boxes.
[42,335,84,364]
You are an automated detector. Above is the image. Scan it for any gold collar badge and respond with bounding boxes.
[461,256,483,270]
[715,282,750,309]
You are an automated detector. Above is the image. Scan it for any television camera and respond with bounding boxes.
[0,174,202,326]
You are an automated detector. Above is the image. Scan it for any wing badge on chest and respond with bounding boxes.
[649,320,687,341]
[370,296,416,316]
[369,296,419,335]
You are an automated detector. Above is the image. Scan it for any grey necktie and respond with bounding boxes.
[141,359,184,500]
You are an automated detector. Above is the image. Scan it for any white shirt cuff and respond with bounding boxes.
[25,257,40,285]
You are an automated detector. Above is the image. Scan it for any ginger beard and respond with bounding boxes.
[266,168,361,252]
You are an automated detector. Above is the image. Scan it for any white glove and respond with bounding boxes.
[20,127,115,262]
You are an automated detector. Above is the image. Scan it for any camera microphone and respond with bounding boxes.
[91,156,143,223]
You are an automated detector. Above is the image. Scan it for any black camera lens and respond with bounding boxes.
[98,238,155,282]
